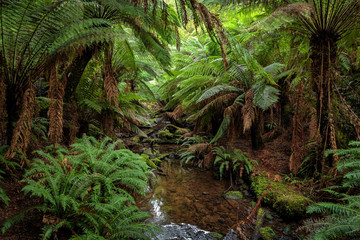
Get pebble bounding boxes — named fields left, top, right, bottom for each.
left=202, top=192, right=209, bottom=195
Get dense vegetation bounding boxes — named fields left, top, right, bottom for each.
left=0, top=0, right=359, bottom=239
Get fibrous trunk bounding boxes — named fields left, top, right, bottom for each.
left=310, top=36, right=337, bottom=173
left=104, top=43, right=119, bottom=108
left=5, top=83, right=36, bottom=163
left=48, top=65, right=66, bottom=145
left=289, top=84, right=305, bottom=175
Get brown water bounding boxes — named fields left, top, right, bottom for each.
left=140, top=159, right=250, bottom=235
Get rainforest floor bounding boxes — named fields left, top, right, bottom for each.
left=0, top=118, right=312, bottom=240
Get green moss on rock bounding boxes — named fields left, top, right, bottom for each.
left=251, top=172, right=312, bottom=219
left=224, top=191, right=243, bottom=199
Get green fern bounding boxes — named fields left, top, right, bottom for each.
left=304, top=141, right=360, bottom=239
left=213, top=146, right=256, bottom=180
left=2, top=136, right=156, bottom=239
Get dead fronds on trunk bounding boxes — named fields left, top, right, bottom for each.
left=203, top=151, right=215, bottom=169
left=242, top=90, right=256, bottom=133
left=5, top=83, right=36, bottom=164
left=188, top=143, right=210, bottom=156
left=104, top=44, right=119, bottom=108
left=48, top=65, right=66, bottom=145
left=166, top=105, right=184, bottom=121
left=66, top=101, right=79, bottom=145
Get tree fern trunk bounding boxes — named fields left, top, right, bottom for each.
left=104, top=43, right=119, bottom=108
left=251, top=113, right=264, bottom=150
left=5, top=83, right=36, bottom=163
left=5, top=83, right=22, bottom=145
left=310, top=36, right=337, bottom=173
left=48, top=65, right=67, bottom=146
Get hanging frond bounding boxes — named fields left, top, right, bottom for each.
left=252, top=80, right=280, bottom=110
left=210, top=114, right=231, bottom=144
left=197, top=84, right=242, bottom=103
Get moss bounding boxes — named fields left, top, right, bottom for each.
left=132, top=137, right=140, bottom=143
left=260, top=227, right=276, bottom=240
left=251, top=172, right=312, bottom=219
left=210, top=232, right=223, bottom=239
left=224, top=191, right=243, bottom=199
left=158, top=129, right=173, bottom=139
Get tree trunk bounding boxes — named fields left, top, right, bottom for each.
left=310, top=36, right=337, bottom=173
left=251, top=112, right=264, bottom=150
left=0, top=75, right=6, bottom=145
left=5, top=83, right=23, bottom=145
left=5, top=83, right=36, bottom=163
left=278, top=76, right=291, bottom=128
left=48, top=65, right=67, bottom=146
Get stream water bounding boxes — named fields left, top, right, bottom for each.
left=136, top=144, right=299, bottom=240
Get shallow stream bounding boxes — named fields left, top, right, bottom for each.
left=136, top=145, right=299, bottom=239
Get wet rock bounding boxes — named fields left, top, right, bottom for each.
left=222, top=230, right=238, bottom=240
left=218, top=218, right=226, bottom=224
left=152, top=223, right=238, bottom=240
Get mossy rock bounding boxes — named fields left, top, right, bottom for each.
left=132, top=137, right=140, bottom=143
left=158, top=129, right=174, bottom=139
left=260, top=227, right=276, bottom=240
left=224, top=191, right=243, bottom=200
left=251, top=172, right=312, bottom=219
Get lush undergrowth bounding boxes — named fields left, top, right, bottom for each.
left=2, top=136, right=158, bottom=239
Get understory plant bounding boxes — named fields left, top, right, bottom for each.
left=0, top=145, right=19, bottom=205
left=2, top=136, right=158, bottom=239
left=303, top=141, right=360, bottom=239
left=213, top=146, right=257, bottom=180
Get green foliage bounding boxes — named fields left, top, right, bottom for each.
left=0, top=145, right=19, bottom=206
left=179, top=150, right=197, bottom=165
left=213, top=146, right=256, bottom=179
left=304, top=141, right=360, bottom=239
left=30, top=117, right=49, bottom=144
left=2, top=136, right=157, bottom=239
